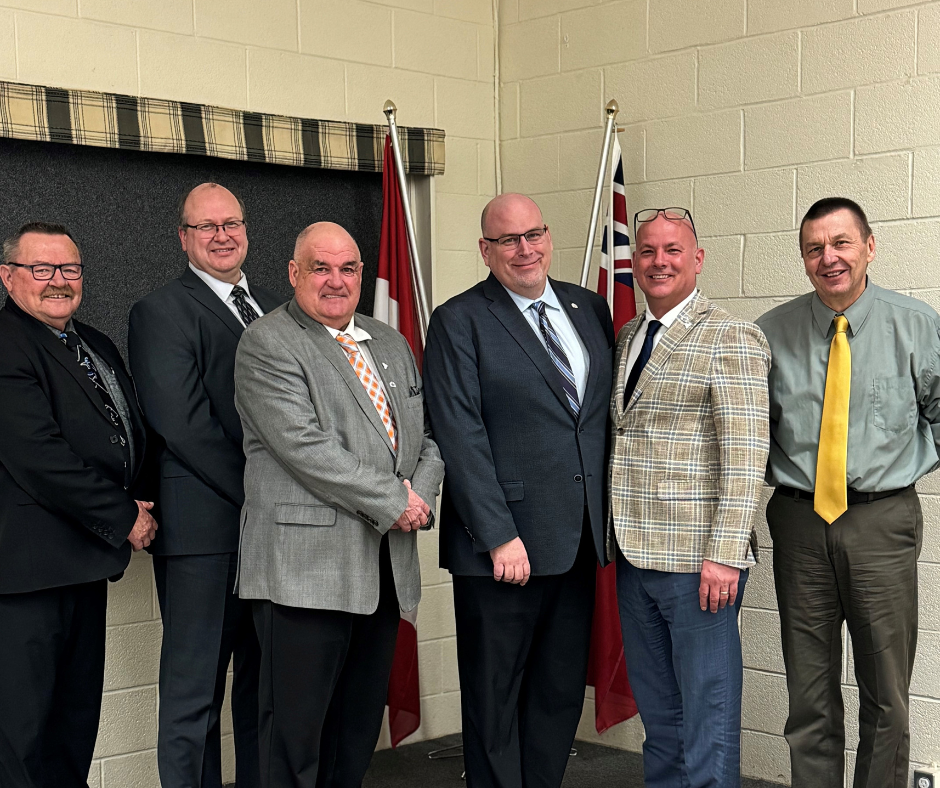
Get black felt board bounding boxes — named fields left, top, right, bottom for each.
left=0, top=136, right=383, bottom=357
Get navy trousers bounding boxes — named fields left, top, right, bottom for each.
left=616, top=553, right=746, bottom=788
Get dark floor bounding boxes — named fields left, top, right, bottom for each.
left=361, top=734, right=786, bottom=788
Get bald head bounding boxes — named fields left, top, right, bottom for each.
left=481, top=193, right=543, bottom=237
left=289, top=221, right=363, bottom=329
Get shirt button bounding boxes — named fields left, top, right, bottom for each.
left=574, top=474, right=583, bottom=482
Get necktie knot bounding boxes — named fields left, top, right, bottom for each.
left=59, top=330, right=82, bottom=351
left=645, top=319, right=663, bottom=340
left=834, top=315, right=848, bottom=334
left=231, top=285, right=260, bottom=326
left=336, top=333, right=358, bottom=356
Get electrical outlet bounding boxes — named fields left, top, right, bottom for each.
left=914, top=765, right=940, bottom=788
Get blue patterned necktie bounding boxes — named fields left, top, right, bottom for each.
left=623, top=319, right=663, bottom=405
left=532, top=301, right=580, bottom=415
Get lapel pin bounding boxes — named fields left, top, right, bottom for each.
left=389, top=381, right=396, bottom=387
left=382, top=362, right=388, bottom=369
left=571, top=303, right=579, bottom=308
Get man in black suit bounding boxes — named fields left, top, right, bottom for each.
left=0, top=222, right=156, bottom=788
left=423, top=193, right=615, bottom=788
left=128, top=184, right=284, bottom=788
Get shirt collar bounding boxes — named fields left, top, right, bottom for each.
left=188, top=262, right=250, bottom=303
left=810, top=277, right=874, bottom=337
left=644, top=288, right=698, bottom=329
left=324, top=314, right=372, bottom=343
left=45, top=318, right=76, bottom=337
left=502, top=279, right=563, bottom=314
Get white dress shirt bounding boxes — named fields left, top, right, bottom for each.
left=624, top=288, right=698, bottom=380
left=188, top=263, right=264, bottom=327
left=503, top=280, right=590, bottom=401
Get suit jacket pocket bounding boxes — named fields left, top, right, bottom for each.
left=656, top=479, right=719, bottom=501
left=275, top=503, right=337, bottom=526
left=499, top=481, right=525, bottom=502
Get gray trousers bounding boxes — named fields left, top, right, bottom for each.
left=767, top=486, right=922, bottom=788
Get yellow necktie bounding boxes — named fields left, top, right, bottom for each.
left=814, top=315, right=850, bottom=524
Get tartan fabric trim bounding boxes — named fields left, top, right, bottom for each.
left=0, top=80, right=445, bottom=176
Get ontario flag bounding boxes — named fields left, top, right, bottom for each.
left=586, top=133, right=639, bottom=733
left=375, top=133, right=423, bottom=747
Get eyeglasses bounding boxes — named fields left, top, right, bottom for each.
left=5, top=262, right=84, bottom=280
left=183, top=220, right=247, bottom=235
left=634, top=208, right=697, bottom=239
left=482, top=226, right=548, bottom=249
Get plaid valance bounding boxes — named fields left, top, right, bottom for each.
left=0, top=80, right=445, bottom=176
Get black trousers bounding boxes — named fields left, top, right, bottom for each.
left=252, top=536, right=401, bottom=788
left=0, top=579, right=107, bottom=788
left=153, top=552, right=261, bottom=788
left=768, top=487, right=922, bottom=788
left=453, top=522, right=597, bottom=788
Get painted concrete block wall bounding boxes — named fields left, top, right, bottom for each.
left=0, top=1, right=496, bottom=784
left=498, top=0, right=940, bottom=784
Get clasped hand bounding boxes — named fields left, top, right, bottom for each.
left=391, top=479, right=429, bottom=532
left=127, top=500, right=158, bottom=551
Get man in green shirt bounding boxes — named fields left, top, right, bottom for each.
left=757, top=197, right=940, bottom=788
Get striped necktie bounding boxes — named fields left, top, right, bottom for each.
left=532, top=301, right=580, bottom=415
left=231, top=285, right=260, bottom=326
left=336, top=333, right=398, bottom=451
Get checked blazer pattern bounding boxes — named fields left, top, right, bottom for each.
left=609, top=292, right=771, bottom=573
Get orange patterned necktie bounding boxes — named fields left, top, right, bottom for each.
left=336, top=333, right=398, bottom=451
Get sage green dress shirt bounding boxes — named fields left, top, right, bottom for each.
left=757, top=280, right=940, bottom=492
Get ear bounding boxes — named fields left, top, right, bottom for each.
left=866, top=233, right=876, bottom=263
left=0, top=264, right=12, bottom=291
left=479, top=238, right=491, bottom=268
left=178, top=227, right=187, bottom=251
left=288, top=259, right=299, bottom=288
left=694, top=247, right=705, bottom=274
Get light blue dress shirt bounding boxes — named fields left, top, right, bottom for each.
left=503, top=280, right=590, bottom=401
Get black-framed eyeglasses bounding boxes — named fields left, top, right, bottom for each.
left=4, top=262, right=84, bottom=281
left=482, top=225, right=548, bottom=249
left=634, top=208, right=696, bottom=239
left=183, top=220, right=247, bottom=235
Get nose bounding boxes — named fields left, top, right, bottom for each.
left=49, top=267, right=69, bottom=285
left=516, top=235, right=536, bottom=255
left=822, top=244, right=838, bottom=265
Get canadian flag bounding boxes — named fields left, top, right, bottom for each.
left=586, top=133, right=639, bottom=733
left=374, top=133, right=423, bottom=747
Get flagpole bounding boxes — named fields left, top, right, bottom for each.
left=383, top=100, right=431, bottom=340
left=579, top=100, right=619, bottom=289
left=606, top=137, right=616, bottom=316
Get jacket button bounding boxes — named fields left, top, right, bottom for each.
left=110, top=435, right=119, bottom=444
left=617, top=428, right=625, bottom=435
left=574, top=474, right=583, bottom=482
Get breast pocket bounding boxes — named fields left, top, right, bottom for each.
left=872, top=376, right=916, bottom=434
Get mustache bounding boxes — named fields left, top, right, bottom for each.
left=40, top=285, right=75, bottom=298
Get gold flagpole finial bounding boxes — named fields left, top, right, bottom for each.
left=383, top=100, right=397, bottom=118
left=605, top=99, right=620, bottom=118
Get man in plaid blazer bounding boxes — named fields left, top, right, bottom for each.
left=610, top=208, right=770, bottom=788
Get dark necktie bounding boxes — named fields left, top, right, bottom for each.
left=60, top=331, right=124, bottom=430
left=623, top=319, right=663, bottom=405
left=231, top=284, right=260, bottom=326
left=532, top=300, right=580, bottom=415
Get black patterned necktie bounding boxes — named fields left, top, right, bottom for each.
left=623, top=319, right=663, bottom=404
left=60, top=331, right=124, bottom=430
left=231, top=285, right=260, bottom=326
left=532, top=301, right=580, bottom=415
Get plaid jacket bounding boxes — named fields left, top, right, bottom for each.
left=609, top=292, right=770, bottom=573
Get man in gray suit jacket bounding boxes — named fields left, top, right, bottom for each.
left=234, top=221, right=444, bottom=788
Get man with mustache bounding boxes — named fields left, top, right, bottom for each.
left=0, top=222, right=156, bottom=787
left=757, top=197, right=940, bottom=788
left=129, top=184, right=284, bottom=788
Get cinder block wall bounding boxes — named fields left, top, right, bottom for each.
left=0, top=1, right=497, bottom=784
left=498, top=0, right=940, bottom=784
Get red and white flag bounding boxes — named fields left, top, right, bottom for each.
left=375, top=133, right=423, bottom=748
left=586, top=133, right=639, bottom=733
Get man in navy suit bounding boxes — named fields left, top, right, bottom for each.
left=424, top=193, right=614, bottom=788
left=0, top=222, right=156, bottom=787
left=129, top=184, right=285, bottom=788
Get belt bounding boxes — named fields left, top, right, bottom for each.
left=776, top=484, right=911, bottom=505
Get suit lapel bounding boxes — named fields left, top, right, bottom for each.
left=288, top=301, right=396, bottom=456
left=180, top=267, right=244, bottom=338
left=613, top=316, right=643, bottom=420
left=39, top=326, right=116, bottom=425
left=624, top=293, right=709, bottom=413
left=363, top=330, right=408, bottom=469
left=483, top=275, right=576, bottom=419
left=554, top=280, right=604, bottom=420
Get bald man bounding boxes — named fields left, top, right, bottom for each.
left=424, top=194, right=615, bottom=787
left=129, top=184, right=285, bottom=788
left=234, top=222, right=444, bottom=788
